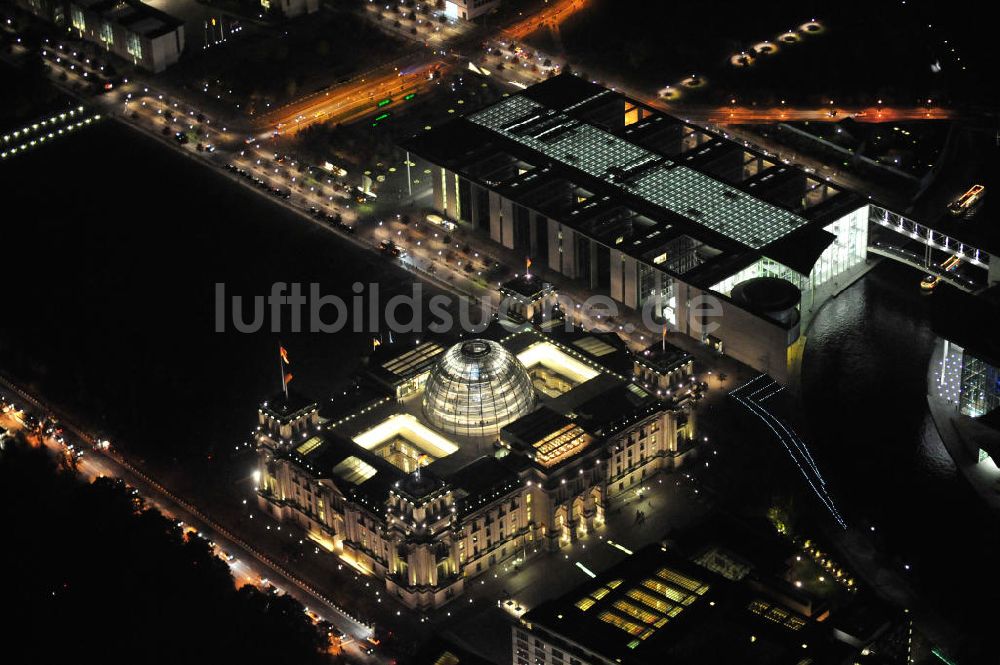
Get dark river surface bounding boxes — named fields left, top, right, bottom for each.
left=0, top=118, right=421, bottom=465
left=800, top=261, right=1000, bottom=650
left=2, top=82, right=996, bottom=657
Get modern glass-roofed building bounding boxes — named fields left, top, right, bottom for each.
left=403, top=74, right=873, bottom=381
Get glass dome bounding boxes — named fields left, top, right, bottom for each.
left=422, top=339, right=535, bottom=438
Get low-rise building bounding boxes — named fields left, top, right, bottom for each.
left=68, top=0, right=185, bottom=72
left=514, top=540, right=867, bottom=665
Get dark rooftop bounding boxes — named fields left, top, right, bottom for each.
left=634, top=341, right=693, bottom=374
left=500, top=273, right=553, bottom=299
left=403, top=75, right=866, bottom=290
left=450, top=457, right=524, bottom=515
left=260, top=390, right=317, bottom=421
left=521, top=544, right=841, bottom=665
left=77, top=0, right=184, bottom=38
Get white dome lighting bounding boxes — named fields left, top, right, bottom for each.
left=422, top=339, right=535, bottom=438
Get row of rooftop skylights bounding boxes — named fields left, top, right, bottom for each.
left=470, top=94, right=809, bottom=249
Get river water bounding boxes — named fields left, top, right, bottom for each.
left=0, top=117, right=421, bottom=466
left=801, top=260, right=999, bottom=648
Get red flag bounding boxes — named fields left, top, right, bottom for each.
left=280, top=346, right=290, bottom=365
left=284, top=372, right=293, bottom=385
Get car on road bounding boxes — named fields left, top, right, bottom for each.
left=379, top=240, right=403, bottom=258
left=174, top=132, right=189, bottom=145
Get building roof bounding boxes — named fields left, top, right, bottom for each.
left=551, top=379, right=663, bottom=437
left=260, top=390, right=317, bottom=421
left=501, top=406, right=596, bottom=470
left=500, top=273, right=553, bottom=299
left=365, top=340, right=446, bottom=390
left=521, top=544, right=836, bottom=665
left=404, top=75, right=865, bottom=289
left=634, top=341, right=693, bottom=375
left=411, top=636, right=496, bottom=665
left=450, top=456, right=524, bottom=515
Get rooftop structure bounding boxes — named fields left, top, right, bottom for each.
left=404, top=74, right=874, bottom=382
left=67, top=0, right=185, bottom=72
left=405, top=74, right=863, bottom=295
left=422, top=339, right=536, bottom=437
left=469, top=93, right=811, bottom=251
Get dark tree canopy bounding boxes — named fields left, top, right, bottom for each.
left=0, top=437, right=332, bottom=664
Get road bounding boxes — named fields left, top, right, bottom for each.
left=502, top=0, right=589, bottom=41
left=652, top=102, right=955, bottom=125
left=256, top=59, right=444, bottom=136
left=0, top=376, right=383, bottom=664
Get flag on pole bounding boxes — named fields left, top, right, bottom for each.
left=526, top=257, right=532, bottom=274
left=373, top=337, right=382, bottom=350
left=279, top=344, right=291, bottom=399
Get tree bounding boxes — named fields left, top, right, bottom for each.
left=0, top=437, right=331, bottom=663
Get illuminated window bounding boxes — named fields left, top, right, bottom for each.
left=99, top=22, right=114, bottom=46
left=70, top=6, right=85, bottom=31
left=126, top=32, right=142, bottom=60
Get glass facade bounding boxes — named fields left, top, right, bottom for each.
left=811, top=205, right=869, bottom=287
left=710, top=205, right=869, bottom=312
left=422, top=340, right=535, bottom=438
left=960, top=352, right=1000, bottom=418
left=126, top=32, right=143, bottom=61
left=99, top=21, right=114, bottom=47
left=638, top=263, right=675, bottom=323
left=70, top=6, right=85, bottom=31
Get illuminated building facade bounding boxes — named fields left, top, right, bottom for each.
left=255, top=326, right=698, bottom=609
left=444, top=0, right=500, bottom=21
left=66, top=0, right=185, bottom=72
left=404, top=75, right=873, bottom=383
left=932, top=289, right=1000, bottom=420
left=258, top=0, right=318, bottom=18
